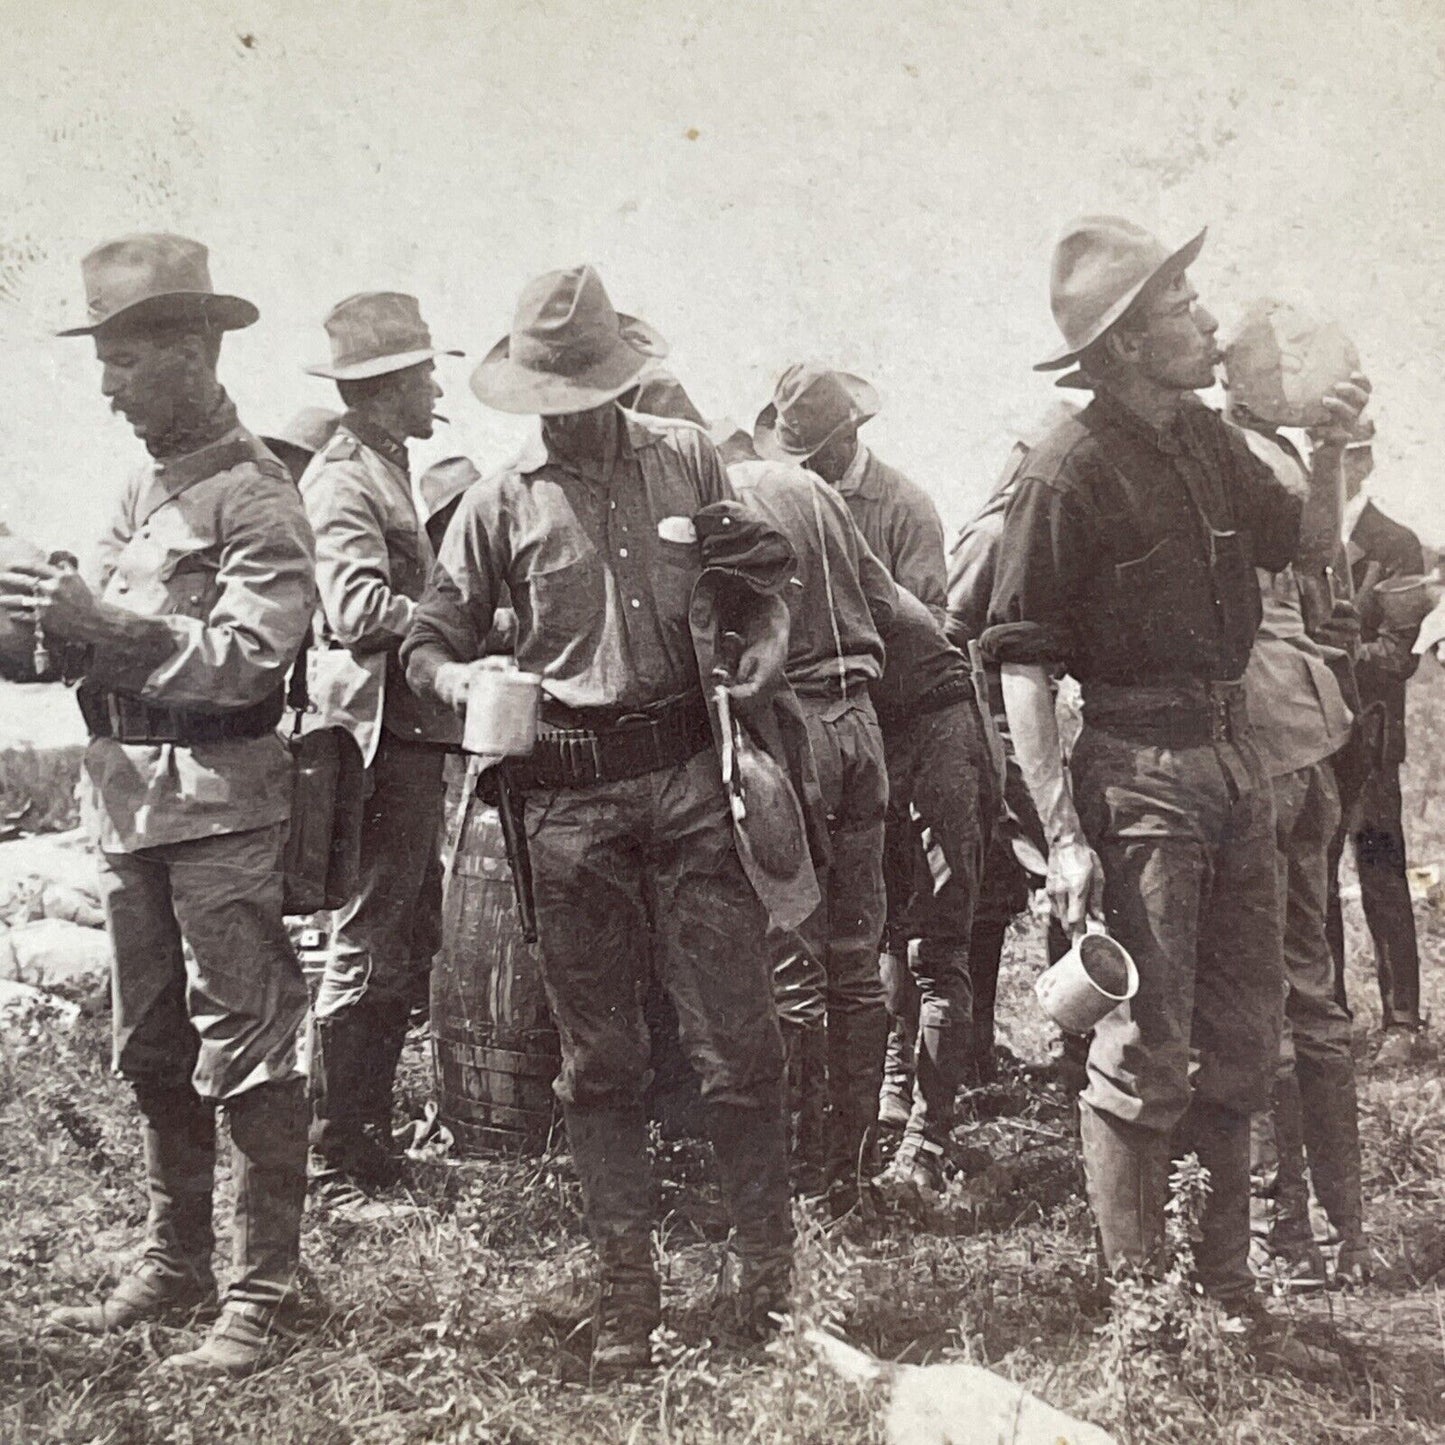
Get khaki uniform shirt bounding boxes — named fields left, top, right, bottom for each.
left=727, top=459, right=893, bottom=699
left=299, top=414, right=460, bottom=762
left=80, top=417, right=316, bottom=852
left=405, top=412, right=729, bottom=712
left=835, top=445, right=948, bottom=621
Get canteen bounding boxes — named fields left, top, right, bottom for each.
left=463, top=664, right=542, bottom=757
left=1221, top=299, right=1359, bottom=429
left=1035, top=920, right=1138, bottom=1035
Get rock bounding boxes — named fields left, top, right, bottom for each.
left=4, top=917, right=112, bottom=991
left=0, top=829, right=102, bottom=926
left=38, top=880, right=105, bottom=928
left=807, top=1327, right=1119, bottom=1445
left=0, top=976, right=80, bottom=1031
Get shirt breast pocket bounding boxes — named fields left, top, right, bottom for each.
left=524, top=540, right=605, bottom=661
left=1112, top=534, right=1196, bottom=656
left=654, top=537, right=700, bottom=621
left=159, top=544, right=221, bottom=620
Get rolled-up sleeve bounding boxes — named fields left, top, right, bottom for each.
left=981, top=476, right=1085, bottom=669
left=306, top=459, right=415, bottom=651
left=91, top=468, right=316, bottom=709
left=402, top=490, right=502, bottom=670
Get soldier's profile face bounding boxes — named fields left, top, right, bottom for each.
left=807, top=425, right=859, bottom=484
left=1133, top=271, right=1221, bottom=393
left=93, top=331, right=197, bottom=445
left=394, top=359, right=442, bottom=441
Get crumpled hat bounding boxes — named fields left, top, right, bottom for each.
left=1035, top=216, right=1206, bottom=374
left=58, top=233, right=258, bottom=338
left=306, top=292, right=461, bottom=381
left=472, top=265, right=668, bottom=416
left=753, top=363, right=879, bottom=463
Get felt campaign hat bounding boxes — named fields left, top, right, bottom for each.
left=753, top=363, right=879, bottom=463
left=306, top=292, right=461, bottom=381
left=471, top=265, right=668, bottom=416
left=1035, top=216, right=1206, bottom=373
left=57, top=233, right=258, bottom=337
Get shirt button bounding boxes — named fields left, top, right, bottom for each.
left=630, top=598, right=641, bottom=609
left=619, top=547, right=628, bottom=558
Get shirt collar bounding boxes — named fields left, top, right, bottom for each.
left=835, top=442, right=873, bottom=497
left=1089, top=388, right=1192, bottom=457
left=517, top=409, right=647, bottom=481
left=341, top=410, right=410, bottom=476
left=1342, top=489, right=1369, bottom=543
left=151, top=423, right=252, bottom=492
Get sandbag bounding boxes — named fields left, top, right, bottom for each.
left=4, top=918, right=112, bottom=991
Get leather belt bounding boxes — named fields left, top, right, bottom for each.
left=1081, top=679, right=1251, bottom=746
left=508, top=691, right=713, bottom=791
left=78, top=682, right=285, bottom=746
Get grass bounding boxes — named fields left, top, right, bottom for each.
left=2, top=666, right=1445, bottom=1441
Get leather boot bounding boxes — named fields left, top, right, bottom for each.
left=563, top=1103, right=659, bottom=1374
left=310, top=1006, right=403, bottom=1192
left=826, top=1005, right=890, bottom=1216
left=1079, top=1101, right=1170, bottom=1278
left=592, top=1236, right=660, bottom=1378
left=783, top=1021, right=828, bottom=1196
left=48, top=1080, right=218, bottom=1335
left=1254, top=1074, right=1325, bottom=1285
left=362, top=996, right=412, bottom=1139
left=1181, top=1100, right=1256, bottom=1308
left=1296, top=1049, right=1367, bottom=1283
left=708, top=1091, right=794, bottom=1339
left=165, top=1078, right=308, bottom=1378
left=966, top=919, right=1007, bottom=1086
left=877, top=1015, right=914, bottom=1129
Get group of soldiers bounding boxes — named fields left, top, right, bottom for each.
left=0, top=215, right=1420, bottom=1381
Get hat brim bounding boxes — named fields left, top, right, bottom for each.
left=1034, top=226, right=1207, bottom=372
left=304, top=347, right=463, bottom=382
left=751, top=373, right=880, bottom=463
left=57, top=291, right=259, bottom=338
left=469, top=313, right=668, bottom=416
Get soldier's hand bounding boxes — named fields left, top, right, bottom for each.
left=0, top=562, right=102, bottom=642
left=433, top=661, right=481, bottom=714
left=727, top=618, right=788, bottom=715
left=1308, top=373, right=1372, bottom=449
left=1314, top=597, right=1362, bottom=654
left=1046, top=836, right=1104, bottom=938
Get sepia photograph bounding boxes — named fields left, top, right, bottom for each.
left=1, top=1, right=1443, bottom=1439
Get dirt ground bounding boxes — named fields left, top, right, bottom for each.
left=3, top=668, right=1445, bottom=1443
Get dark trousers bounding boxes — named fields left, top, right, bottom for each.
left=1326, top=762, right=1421, bottom=1026
left=881, top=700, right=995, bottom=1147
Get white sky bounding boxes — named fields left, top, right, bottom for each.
left=1, top=0, right=1441, bottom=554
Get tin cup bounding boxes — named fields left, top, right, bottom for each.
left=1035, top=920, right=1138, bottom=1035
left=463, top=666, right=542, bottom=757
left=1375, top=575, right=1439, bottom=630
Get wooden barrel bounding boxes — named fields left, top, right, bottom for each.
left=432, top=793, right=561, bottom=1155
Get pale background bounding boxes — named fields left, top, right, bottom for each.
left=1, top=0, right=1441, bottom=562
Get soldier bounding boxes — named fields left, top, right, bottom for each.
left=754, top=363, right=947, bottom=617
left=1232, top=421, right=1366, bottom=1287
left=628, top=370, right=896, bottom=1204
left=298, top=293, right=463, bottom=1199
left=403, top=267, right=794, bottom=1375
left=0, top=235, right=315, bottom=1376
left=1328, top=424, right=1429, bottom=1063
left=984, top=217, right=1366, bottom=1338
